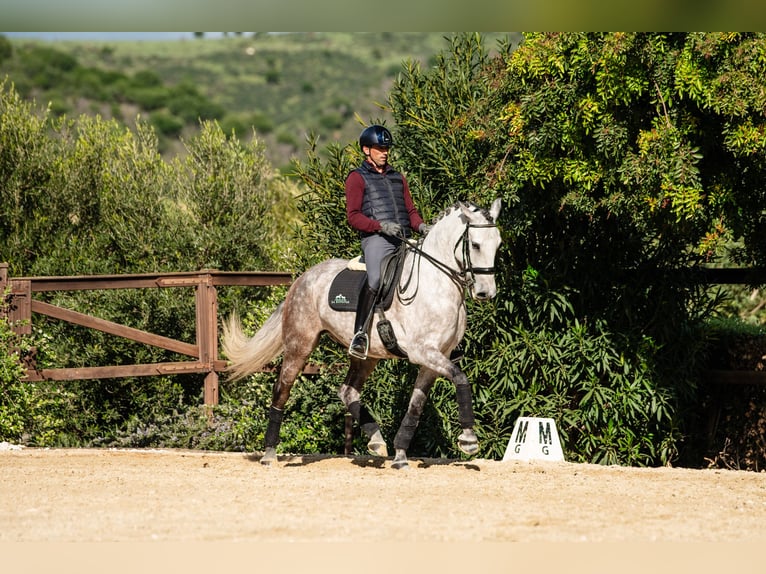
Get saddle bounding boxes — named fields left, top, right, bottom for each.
left=327, top=246, right=406, bottom=313
left=328, top=244, right=409, bottom=357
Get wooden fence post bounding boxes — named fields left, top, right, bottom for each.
left=196, top=272, right=219, bottom=407
left=1, top=263, right=32, bottom=335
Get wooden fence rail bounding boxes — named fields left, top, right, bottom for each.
left=5, top=263, right=766, bottom=406
left=0, top=262, right=296, bottom=406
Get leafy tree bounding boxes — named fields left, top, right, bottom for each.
left=388, top=32, right=766, bottom=465
left=170, top=120, right=299, bottom=270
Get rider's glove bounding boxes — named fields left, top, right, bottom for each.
left=380, top=221, right=403, bottom=237
left=418, top=223, right=432, bottom=235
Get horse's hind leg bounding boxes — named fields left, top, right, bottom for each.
left=391, top=366, right=438, bottom=470
left=337, top=357, right=386, bottom=457
left=261, top=366, right=298, bottom=465
left=261, top=337, right=318, bottom=465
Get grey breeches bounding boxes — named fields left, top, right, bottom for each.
left=360, top=233, right=400, bottom=290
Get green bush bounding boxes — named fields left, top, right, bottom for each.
left=0, top=35, right=12, bottom=64
left=463, top=267, right=677, bottom=464
left=167, top=82, right=224, bottom=123
left=126, top=86, right=168, bottom=110
left=249, top=112, right=274, bottom=135
left=0, top=292, right=70, bottom=445
left=0, top=310, right=34, bottom=441
left=150, top=110, right=184, bottom=137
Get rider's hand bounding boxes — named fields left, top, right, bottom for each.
left=380, top=221, right=403, bottom=237
left=418, top=223, right=432, bottom=235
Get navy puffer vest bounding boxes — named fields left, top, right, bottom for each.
left=356, top=163, right=412, bottom=237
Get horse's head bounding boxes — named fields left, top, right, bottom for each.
left=457, top=198, right=502, bottom=301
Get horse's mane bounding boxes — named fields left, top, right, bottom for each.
left=431, top=201, right=496, bottom=225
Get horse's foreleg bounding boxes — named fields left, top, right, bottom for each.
left=338, top=358, right=385, bottom=456
left=453, top=369, right=478, bottom=456
left=408, top=347, right=480, bottom=460
left=392, top=367, right=437, bottom=470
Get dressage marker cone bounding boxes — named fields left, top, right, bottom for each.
left=502, top=417, right=565, bottom=462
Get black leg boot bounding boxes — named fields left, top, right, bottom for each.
left=348, top=285, right=377, bottom=359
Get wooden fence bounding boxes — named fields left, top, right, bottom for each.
left=4, top=263, right=766, bottom=405
left=0, top=262, right=298, bottom=406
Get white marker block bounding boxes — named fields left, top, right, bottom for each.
left=502, top=417, right=565, bottom=462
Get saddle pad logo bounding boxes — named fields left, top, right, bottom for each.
left=333, top=293, right=350, bottom=305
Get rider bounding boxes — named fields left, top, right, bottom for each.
left=345, top=124, right=429, bottom=359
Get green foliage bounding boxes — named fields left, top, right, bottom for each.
left=391, top=33, right=499, bottom=205
left=463, top=268, right=677, bottom=465
left=0, top=79, right=301, bottom=448
left=150, top=111, right=184, bottom=137
left=0, top=40, right=227, bottom=156
left=0, top=306, right=35, bottom=441
left=291, top=136, right=360, bottom=265
left=167, top=82, right=225, bottom=123
left=0, top=79, right=296, bottom=276
left=1, top=33, right=509, bottom=170
left=0, top=293, right=70, bottom=445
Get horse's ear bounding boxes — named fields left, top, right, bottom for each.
left=490, top=198, right=502, bottom=221
left=458, top=201, right=473, bottom=220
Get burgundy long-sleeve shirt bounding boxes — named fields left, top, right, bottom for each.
left=344, top=162, right=425, bottom=234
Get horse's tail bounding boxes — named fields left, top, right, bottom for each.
left=221, top=302, right=284, bottom=381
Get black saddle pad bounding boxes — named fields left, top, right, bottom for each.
left=328, top=251, right=404, bottom=312
left=328, top=268, right=367, bottom=311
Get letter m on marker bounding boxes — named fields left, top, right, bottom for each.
left=514, top=420, right=529, bottom=444
left=538, top=421, right=552, bottom=445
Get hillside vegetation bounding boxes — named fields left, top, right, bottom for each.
left=0, top=32, right=516, bottom=170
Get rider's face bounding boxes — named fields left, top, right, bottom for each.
left=365, top=145, right=390, bottom=170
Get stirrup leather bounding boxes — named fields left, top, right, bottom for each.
left=348, top=330, right=369, bottom=359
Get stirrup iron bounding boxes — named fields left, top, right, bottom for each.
left=348, top=331, right=369, bottom=360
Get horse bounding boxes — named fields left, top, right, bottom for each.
left=221, top=198, right=502, bottom=469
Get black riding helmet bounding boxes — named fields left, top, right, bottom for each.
left=359, top=125, right=393, bottom=150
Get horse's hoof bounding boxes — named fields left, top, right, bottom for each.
left=458, top=432, right=479, bottom=456
left=367, top=440, right=388, bottom=457
left=365, top=428, right=388, bottom=457
left=391, top=459, right=410, bottom=470
left=260, top=447, right=277, bottom=465
left=391, top=449, right=409, bottom=470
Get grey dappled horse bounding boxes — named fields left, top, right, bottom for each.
left=222, top=199, right=502, bottom=469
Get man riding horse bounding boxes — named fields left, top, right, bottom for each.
left=222, top=122, right=502, bottom=469
left=344, top=125, right=430, bottom=359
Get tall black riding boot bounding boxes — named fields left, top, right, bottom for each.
left=348, top=285, right=377, bottom=359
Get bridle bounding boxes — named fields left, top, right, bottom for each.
left=456, top=222, right=498, bottom=285
left=401, top=220, right=498, bottom=295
